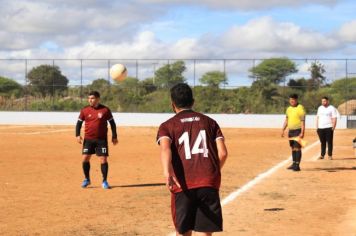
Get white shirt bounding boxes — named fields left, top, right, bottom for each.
left=317, top=105, right=337, bottom=129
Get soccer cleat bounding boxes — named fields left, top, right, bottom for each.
left=318, top=156, right=324, bottom=160
left=81, top=179, right=91, bottom=188
left=293, top=165, right=301, bottom=171
left=102, top=180, right=111, bottom=189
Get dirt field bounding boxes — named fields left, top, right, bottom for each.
left=0, top=125, right=355, bottom=235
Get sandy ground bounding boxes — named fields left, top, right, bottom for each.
left=0, top=126, right=355, bottom=235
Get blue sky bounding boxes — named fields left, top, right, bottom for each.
left=0, top=0, right=355, bottom=85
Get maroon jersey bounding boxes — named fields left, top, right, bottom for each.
left=157, top=110, right=224, bottom=193
left=78, top=104, right=114, bottom=140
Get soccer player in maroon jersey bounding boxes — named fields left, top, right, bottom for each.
left=76, top=91, right=118, bottom=189
left=157, top=83, right=228, bottom=236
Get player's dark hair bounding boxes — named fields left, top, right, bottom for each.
left=322, top=96, right=329, bottom=100
left=170, top=83, right=194, bottom=109
left=89, top=91, right=100, bottom=98
left=289, top=93, right=298, bottom=99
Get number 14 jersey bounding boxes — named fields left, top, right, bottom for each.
left=157, top=110, right=224, bottom=193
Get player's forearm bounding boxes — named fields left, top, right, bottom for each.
left=301, top=121, right=305, bottom=136
left=75, top=120, right=83, bottom=137
left=219, top=153, right=228, bottom=170
left=160, top=149, right=172, bottom=177
left=109, top=119, right=117, bottom=139
left=282, top=120, right=288, bottom=131
left=332, top=118, right=337, bottom=130
left=217, top=139, right=228, bottom=169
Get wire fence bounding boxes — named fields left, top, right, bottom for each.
left=0, top=58, right=355, bottom=118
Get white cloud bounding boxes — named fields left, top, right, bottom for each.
left=221, top=17, right=340, bottom=54
left=0, top=1, right=162, bottom=50
left=138, top=0, right=339, bottom=10
left=338, top=20, right=356, bottom=42
left=0, top=16, right=347, bottom=60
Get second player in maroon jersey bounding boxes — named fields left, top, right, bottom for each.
left=76, top=91, right=118, bottom=189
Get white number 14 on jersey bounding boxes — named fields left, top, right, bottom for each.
left=178, top=130, right=208, bottom=159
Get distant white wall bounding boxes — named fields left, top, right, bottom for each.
left=0, top=112, right=348, bottom=129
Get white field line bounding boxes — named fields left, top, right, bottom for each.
left=311, top=154, right=322, bottom=161
left=0, top=125, right=41, bottom=130
left=167, top=140, right=320, bottom=236
left=221, top=140, right=319, bottom=206
left=0, top=125, right=72, bottom=130
left=2, top=129, right=73, bottom=135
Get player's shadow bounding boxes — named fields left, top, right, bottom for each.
left=111, top=183, right=165, bottom=188
left=307, top=167, right=356, bottom=172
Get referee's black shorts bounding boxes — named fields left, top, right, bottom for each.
left=171, top=187, right=223, bottom=234
left=288, top=129, right=302, bottom=148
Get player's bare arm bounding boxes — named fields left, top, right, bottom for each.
left=332, top=117, right=337, bottom=131
left=159, top=138, right=181, bottom=191
left=281, top=117, right=288, bottom=137
left=300, top=119, right=305, bottom=138
left=216, top=139, right=228, bottom=170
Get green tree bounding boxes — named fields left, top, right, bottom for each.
left=287, top=78, right=308, bottom=91
left=250, top=58, right=298, bottom=84
left=0, top=76, right=23, bottom=97
left=27, top=65, right=68, bottom=96
left=154, top=60, right=186, bottom=88
left=248, top=58, right=298, bottom=112
left=140, top=78, right=157, bottom=94
left=199, top=71, right=227, bottom=88
left=328, top=77, right=356, bottom=105
left=113, top=77, right=144, bottom=112
left=308, top=61, right=326, bottom=89
left=88, top=78, right=110, bottom=92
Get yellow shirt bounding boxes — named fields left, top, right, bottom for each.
left=286, top=104, right=306, bottom=130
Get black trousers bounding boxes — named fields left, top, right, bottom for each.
left=317, top=128, right=334, bottom=157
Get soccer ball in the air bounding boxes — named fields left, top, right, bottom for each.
left=110, top=64, right=127, bottom=82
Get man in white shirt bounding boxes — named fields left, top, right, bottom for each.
left=316, top=96, right=337, bottom=160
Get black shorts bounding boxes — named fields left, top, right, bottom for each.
left=288, top=129, right=301, bottom=148
left=171, top=187, right=223, bottom=234
left=82, top=139, right=109, bottom=156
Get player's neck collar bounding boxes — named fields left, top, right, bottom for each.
left=91, top=103, right=101, bottom=109
left=176, top=108, right=193, bottom=114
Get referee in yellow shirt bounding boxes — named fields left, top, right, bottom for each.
left=281, top=94, right=306, bottom=171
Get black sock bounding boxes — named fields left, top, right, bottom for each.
left=82, top=162, right=90, bottom=180
left=292, top=151, right=297, bottom=163
left=295, top=151, right=302, bottom=165
left=101, top=163, right=109, bottom=182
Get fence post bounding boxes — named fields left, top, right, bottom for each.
left=80, top=59, right=83, bottom=102
left=52, top=59, right=55, bottom=110
left=108, top=59, right=111, bottom=92
left=345, top=59, right=348, bottom=116
left=223, top=59, right=226, bottom=89
left=25, top=59, right=28, bottom=111
left=193, top=59, right=196, bottom=87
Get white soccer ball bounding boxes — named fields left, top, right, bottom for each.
left=110, top=64, right=127, bottom=82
